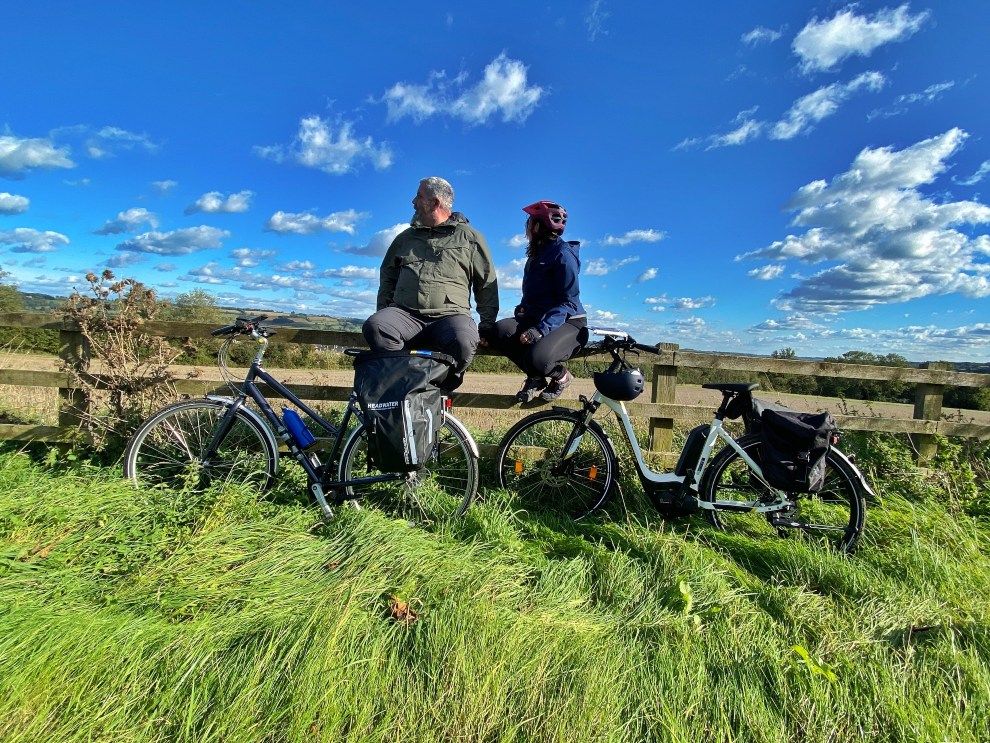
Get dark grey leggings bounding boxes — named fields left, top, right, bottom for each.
left=494, top=317, right=588, bottom=379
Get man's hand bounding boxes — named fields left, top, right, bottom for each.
left=478, top=322, right=496, bottom=348
left=519, top=328, right=542, bottom=345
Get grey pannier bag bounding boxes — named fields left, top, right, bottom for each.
left=352, top=350, right=454, bottom=473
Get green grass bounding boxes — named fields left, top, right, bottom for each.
left=0, top=434, right=988, bottom=742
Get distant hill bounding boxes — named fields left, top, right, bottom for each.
left=13, top=290, right=364, bottom=334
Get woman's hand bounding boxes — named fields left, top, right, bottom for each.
left=519, top=328, right=542, bottom=345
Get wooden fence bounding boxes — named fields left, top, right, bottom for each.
left=1, top=313, right=989, bottom=463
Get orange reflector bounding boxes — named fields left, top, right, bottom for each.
left=514, top=460, right=523, bottom=474
left=589, top=465, right=598, bottom=480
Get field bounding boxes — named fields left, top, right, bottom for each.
left=1, top=409, right=989, bottom=740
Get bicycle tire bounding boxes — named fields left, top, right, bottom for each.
left=699, top=434, right=865, bottom=554
left=337, top=414, right=478, bottom=522
left=124, top=399, right=278, bottom=493
left=495, top=410, right=617, bottom=520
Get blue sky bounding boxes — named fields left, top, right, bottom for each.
left=1, top=1, right=988, bottom=360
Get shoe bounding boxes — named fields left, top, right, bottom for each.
left=515, top=376, right=547, bottom=403
left=540, top=369, right=572, bottom=401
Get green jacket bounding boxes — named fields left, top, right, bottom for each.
left=376, top=212, right=499, bottom=326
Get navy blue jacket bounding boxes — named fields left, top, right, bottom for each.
left=519, top=236, right=586, bottom=336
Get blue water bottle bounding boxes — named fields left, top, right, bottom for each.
left=282, top=408, right=316, bottom=449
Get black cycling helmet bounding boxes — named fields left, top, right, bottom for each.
left=593, top=367, right=645, bottom=401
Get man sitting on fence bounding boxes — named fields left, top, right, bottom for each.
left=363, top=176, right=498, bottom=391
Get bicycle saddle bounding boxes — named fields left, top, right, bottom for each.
left=702, top=383, right=759, bottom=394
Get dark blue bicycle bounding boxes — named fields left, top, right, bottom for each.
left=123, top=316, right=479, bottom=522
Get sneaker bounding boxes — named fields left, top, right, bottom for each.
left=515, top=376, right=547, bottom=403
left=540, top=369, right=572, bottom=401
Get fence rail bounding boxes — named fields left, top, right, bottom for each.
left=2, top=313, right=988, bottom=462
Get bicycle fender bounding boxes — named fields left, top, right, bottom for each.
left=830, top=446, right=877, bottom=499
left=205, top=395, right=280, bottom=456
left=443, top=414, right=480, bottom=459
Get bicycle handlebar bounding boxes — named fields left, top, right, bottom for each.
left=210, top=315, right=273, bottom=338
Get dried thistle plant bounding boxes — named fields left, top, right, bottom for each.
left=60, top=270, right=180, bottom=447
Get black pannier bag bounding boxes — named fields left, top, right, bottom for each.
left=759, top=408, right=837, bottom=492
left=352, top=350, right=454, bottom=473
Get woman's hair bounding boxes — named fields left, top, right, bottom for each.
left=525, top=217, right=555, bottom=258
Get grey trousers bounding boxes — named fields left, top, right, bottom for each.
left=362, top=306, right=480, bottom=391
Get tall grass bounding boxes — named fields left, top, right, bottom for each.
left=0, top=434, right=988, bottom=742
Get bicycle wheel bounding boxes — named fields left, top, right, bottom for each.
left=699, top=434, right=865, bottom=553
left=338, top=414, right=478, bottom=522
left=496, top=410, right=617, bottom=520
left=124, top=399, right=277, bottom=492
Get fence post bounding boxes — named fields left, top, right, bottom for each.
left=912, top=361, right=951, bottom=464
left=648, top=343, right=679, bottom=454
left=58, top=328, right=89, bottom=430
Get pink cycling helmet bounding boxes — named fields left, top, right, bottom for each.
left=522, top=200, right=567, bottom=235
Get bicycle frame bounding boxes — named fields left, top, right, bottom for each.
left=565, top=391, right=788, bottom=513
left=203, top=339, right=404, bottom=517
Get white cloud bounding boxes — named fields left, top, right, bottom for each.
left=669, top=316, right=707, bottom=332
left=749, top=263, right=785, bottom=280
left=644, top=294, right=715, bottom=310
left=182, top=261, right=377, bottom=305
left=771, top=71, right=886, bottom=140
left=507, top=233, right=528, bottom=248
left=742, top=26, right=782, bottom=45
left=6, top=272, right=84, bottom=294
left=792, top=4, right=929, bottom=73
left=589, top=309, right=621, bottom=323
left=265, top=209, right=367, bottom=235
left=93, top=207, right=158, bottom=235
left=601, top=228, right=665, bottom=246
left=230, top=248, right=276, bottom=267
left=86, top=126, right=159, bottom=159
left=151, top=179, right=178, bottom=195
left=185, top=190, right=253, bottom=214
left=0, top=134, right=74, bottom=177
left=584, top=255, right=640, bottom=276
left=671, top=295, right=714, bottom=310
left=496, top=257, right=527, bottom=290
left=954, top=160, right=990, bottom=187
left=321, top=265, right=378, bottom=280
left=708, top=117, right=764, bottom=149
left=738, top=128, right=990, bottom=313
left=0, top=192, right=30, bottom=214
left=255, top=115, right=393, bottom=175
left=281, top=260, right=315, bottom=272
left=116, top=225, right=229, bottom=256
left=693, top=74, right=886, bottom=148
left=868, top=80, right=955, bottom=120
left=105, top=251, right=145, bottom=268
left=0, top=227, right=70, bottom=253
left=585, top=0, right=609, bottom=41
left=154, top=263, right=176, bottom=272
left=343, top=222, right=408, bottom=256
left=384, top=53, right=544, bottom=125
left=636, top=268, right=658, bottom=283
left=750, top=314, right=826, bottom=333
left=673, top=136, right=703, bottom=151
left=750, top=319, right=990, bottom=357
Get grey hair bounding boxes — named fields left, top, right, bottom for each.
left=420, top=176, right=454, bottom=211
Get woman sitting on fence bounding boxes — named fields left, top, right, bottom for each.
left=491, top=200, right=588, bottom=403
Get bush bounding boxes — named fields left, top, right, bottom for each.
left=60, top=270, right=180, bottom=448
